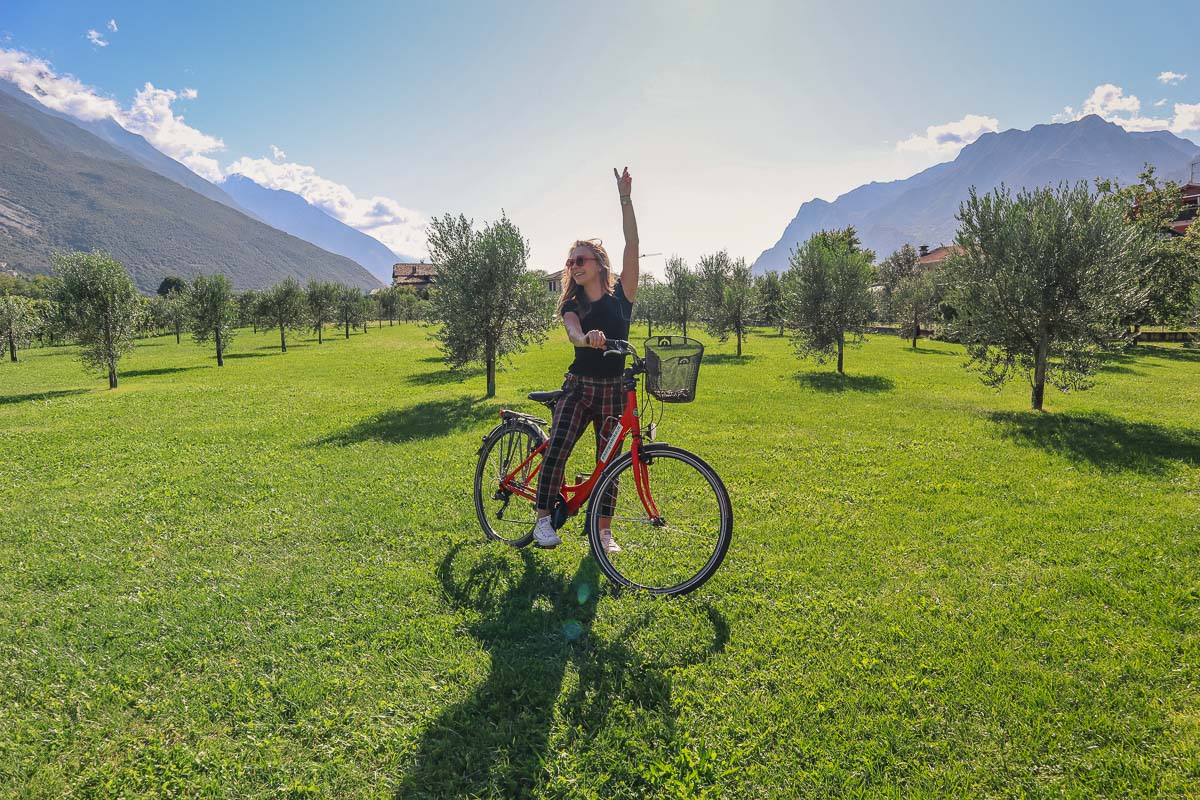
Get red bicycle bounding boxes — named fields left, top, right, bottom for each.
left=473, top=337, right=732, bottom=596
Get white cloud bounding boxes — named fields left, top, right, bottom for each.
left=1054, top=83, right=1199, bottom=134
left=86, top=30, right=108, bottom=47
left=1158, top=71, right=1187, bottom=85
left=120, top=83, right=225, bottom=181
left=107, top=19, right=118, bottom=33
left=180, top=87, right=198, bottom=100
left=270, top=144, right=286, bottom=161
left=1172, top=103, right=1200, bottom=133
left=0, top=48, right=120, bottom=120
left=226, top=156, right=428, bottom=257
left=896, top=114, right=1000, bottom=157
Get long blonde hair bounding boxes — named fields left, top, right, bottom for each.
left=556, top=238, right=615, bottom=318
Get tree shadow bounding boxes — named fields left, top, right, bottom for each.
left=407, top=366, right=487, bottom=387
left=905, top=345, right=960, bottom=357
left=704, top=354, right=757, bottom=365
left=314, top=397, right=498, bottom=446
left=794, top=372, right=894, bottom=393
left=0, top=388, right=90, bottom=406
left=121, top=366, right=204, bottom=378
left=1133, top=344, right=1200, bottom=363
left=394, top=543, right=728, bottom=798
left=222, top=352, right=272, bottom=360
left=986, top=411, right=1200, bottom=473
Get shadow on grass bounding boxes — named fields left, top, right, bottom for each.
left=0, top=388, right=90, bottom=406
left=904, top=345, right=960, bottom=357
left=407, top=366, right=487, bottom=386
left=121, top=366, right=204, bottom=378
left=705, top=353, right=757, bottom=365
left=794, top=371, right=894, bottom=393
left=1131, top=344, right=1200, bottom=363
left=315, top=397, right=498, bottom=446
left=987, top=411, right=1200, bottom=473
left=394, top=543, right=728, bottom=798
left=222, top=352, right=273, bottom=360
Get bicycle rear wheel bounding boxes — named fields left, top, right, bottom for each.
left=586, top=444, right=732, bottom=596
left=474, top=422, right=545, bottom=547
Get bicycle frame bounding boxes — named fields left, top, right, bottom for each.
left=497, top=374, right=662, bottom=522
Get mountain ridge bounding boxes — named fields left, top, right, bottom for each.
left=0, top=87, right=382, bottom=292
left=753, top=115, right=1200, bottom=271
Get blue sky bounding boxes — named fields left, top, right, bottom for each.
left=2, top=0, right=1197, bottom=272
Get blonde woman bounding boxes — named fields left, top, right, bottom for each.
left=531, top=167, right=640, bottom=551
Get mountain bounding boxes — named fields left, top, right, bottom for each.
left=219, top=174, right=402, bottom=284
left=754, top=115, right=1200, bottom=272
left=0, top=79, right=258, bottom=219
left=0, top=86, right=381, bottom=292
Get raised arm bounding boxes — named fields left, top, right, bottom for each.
left=614, top=166, right=639, bottom=301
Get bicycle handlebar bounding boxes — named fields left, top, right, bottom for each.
left=602, top=339, right=636, bottom=358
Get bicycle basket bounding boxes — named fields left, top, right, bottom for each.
left=643, top=336, right=704, bottom=402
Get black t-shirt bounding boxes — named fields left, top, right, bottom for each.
left=562, top=280, right=634, bottom=377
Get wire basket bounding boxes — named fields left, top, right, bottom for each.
left=643, top=336, right=704, bottom=402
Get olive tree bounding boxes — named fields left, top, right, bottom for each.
left=632, top=275, right=670, bottom=337
left=187, top=273, right=237, bottom=366
left=0, top=294, right=40, bottom=362
left=378, top=286, right=400, bottom=326
left=53, top=250, right=142, bottom=389
left=664, top=255, right=698, bottom=338
left=259, top=277, right=306, bottom=353
left=784, top=229, right=874, bottom=373
left=427, top=211, right=554, bottom=397
left=336, top=285, right=364, bottom=338
left=945, top=182, right=1148, bottom=411
left=893, top=270, right=940, bottom=348
left=875, top=244, right=920, bottom=320
left=755, top=271, right=785, bottom=335
left=305, top=279, right=338, bottom=344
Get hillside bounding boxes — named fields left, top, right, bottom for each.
left=754, top=115, right=1200, bottom=271
left=220, top=174, right=401, bottom=285
left=0, top=88, right=381, bottom=292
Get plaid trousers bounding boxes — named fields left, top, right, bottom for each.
left=536, top=373, right=626, bottom=516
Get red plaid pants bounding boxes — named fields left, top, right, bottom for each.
left=535, top=373, right=626, bottom=515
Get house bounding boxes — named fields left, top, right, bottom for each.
left=392, top=262, right=437, bottom=294
left=529, top=269, right=564, bottom=295
left=1168, top=179, right=1198, bottom=237
left=916, top=245, right=963, bottom=269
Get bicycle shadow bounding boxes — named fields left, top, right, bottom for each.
left=394, top=543, right=728, bottom=798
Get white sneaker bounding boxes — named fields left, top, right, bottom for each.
left=599, top=529, right=622, bottom=554
left=532, top=516, right=561, bottom=549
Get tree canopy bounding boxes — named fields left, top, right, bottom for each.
left=426, top=212, right=553, bottom=397
left=784, top=228, right=875, bottom=373
left=945, top=182, right=1148, bottom=410
left=187, top=274, right=237, bottom=366
left=53, top=250, right=142, bottom=389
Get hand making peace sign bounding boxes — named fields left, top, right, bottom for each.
left=614, top=166, right=632, bottom=197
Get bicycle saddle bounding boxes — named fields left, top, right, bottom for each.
left=527, top=390, right=564, bottom=405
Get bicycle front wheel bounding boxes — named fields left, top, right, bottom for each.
left=474, top=422, right=545, bottom=547
left=586, top=444, right=732, bottom=596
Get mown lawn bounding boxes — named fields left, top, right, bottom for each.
left=2, top=323, right=1199, bottom=798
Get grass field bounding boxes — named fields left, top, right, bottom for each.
left=2, top=323, right=1199, bottom=798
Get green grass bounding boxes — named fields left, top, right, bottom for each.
left=2, top=324, right=1199, bottom=798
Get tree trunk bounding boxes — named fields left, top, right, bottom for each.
left=736, top=328, right=743, bottom=357
left=836, top=331, right=844, bottom=374
left=486, top=341, right=497, bottom=398
left=215, top=328, right=224, bottom=367
left=378, top=318, right=381, bottom=329
left=389, top=316, right=394, bottom=326
left=647, top=319, right=652, bottom=337
left=280, top=322, right=287, bottom=353
left=108, top=362, right=117, bottom=389
left=7, top=327, right=16, bottom=362
left=105, top=316, right=118, bottom=388
left=1031, top=330, right=1049, bottom=411
left=345, top=321, right=350, bottom=338
left=912, top=308, right=919, bottom=349
left=175, top=321, right=181, bottom=344
left=317, top=324, right=323, bottom=344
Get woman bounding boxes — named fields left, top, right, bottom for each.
left=532, top=166, right=640, bottom=552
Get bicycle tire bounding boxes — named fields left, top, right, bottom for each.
left=474, top=421, right=547, bottom=547
left=586, top=444, right=732, bottom=596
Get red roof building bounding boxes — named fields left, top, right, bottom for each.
left=392, top=262, right=437, bottom=290
left=916, top=245, right=963, bottom=269
left=1168, top=182, right=1199, bottom=237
